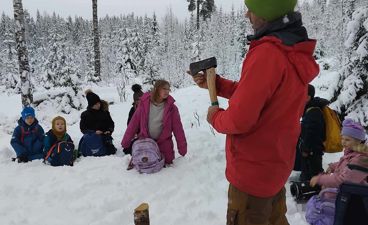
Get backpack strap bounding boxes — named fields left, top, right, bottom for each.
left=20, top=127, right=25, bottom=143
left=348, top=164, right=368, bottom=173
left=44, top=142, right=59, bottom=161
left=306, top=106, right=321, bottom=114
left=348, top=164, right=368, bottom=182
left=20, top=126, right=39, bottom=143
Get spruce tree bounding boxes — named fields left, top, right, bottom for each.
left=332, top=6, right=368, bottom=127
left=0, top=13, right=18, bottom=90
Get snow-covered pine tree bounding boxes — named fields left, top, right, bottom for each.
left=13, top=0, right=33, bottom=107
left=0, top=6, right=257, bottom=92
left=186, top=12, right=203, bottom=62
left=203, top=7, right=244, bottom=80
left=324, top=0, right=344, bottom=60
left=36, top=28, right=84, bottom=113
left=160, top=8, right=190, bottom=88
left=332, top=5, right=368, bottom=128
left=235, top=8, right=252, bottom=58
left=142, top=13, right=161, bottom=85
left=301, top=0, right=327, bottom=59
left=187, top=0, right=200, bottom=30
left=200, top=0, right=215, bottom=20
left=187, top=0, right=215, bottom=29
left=0, top=13, right=18, bottom=91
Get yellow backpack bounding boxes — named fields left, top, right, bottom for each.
left=307, top=106, right=343, bottom=153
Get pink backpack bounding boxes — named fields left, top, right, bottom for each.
left=131, top=138, right=165, bottom=174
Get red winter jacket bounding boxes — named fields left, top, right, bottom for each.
left=210, top=36, right=319, bottom=197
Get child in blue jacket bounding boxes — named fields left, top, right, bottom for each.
left=10, top=106, right=45, bottom=162
left=43, top=116, right=77, bottom=163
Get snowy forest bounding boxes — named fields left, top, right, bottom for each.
left=0, top=0, right=368, bottom=127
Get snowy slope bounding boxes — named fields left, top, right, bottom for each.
left=0, top=85, right=342, bottom=225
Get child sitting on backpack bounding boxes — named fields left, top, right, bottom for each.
left=44, top=116, right=77, bottom=164
left=79, top=90, right=116, bottom=156
left=310, top=118, right=368, bottom=189
left=121, top=79, right=187, bottom=165
left=10, top=106, right=45, bottom=163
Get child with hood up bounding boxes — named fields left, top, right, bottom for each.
left=43, top=116, right=78, bottom=164
left=10, top=106, right=45, bottom=162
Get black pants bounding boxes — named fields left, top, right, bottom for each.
left=300, top=153, right=324, bottom=181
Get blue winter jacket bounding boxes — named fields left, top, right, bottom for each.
left=10, top=118, right=45, bottom=161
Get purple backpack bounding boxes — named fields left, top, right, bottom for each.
left=306, top=188, right=338, bottom=225
left=131, top=138, right=165, bottom=174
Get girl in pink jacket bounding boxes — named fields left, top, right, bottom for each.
left=310, top=118, right=368, bottom=188
left=121, top=80, right=187, bottom=164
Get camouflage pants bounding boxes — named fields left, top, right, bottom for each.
left=227, top=184, right=289, bottom=225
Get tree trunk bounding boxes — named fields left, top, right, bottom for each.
left=196, top=0, right=200, bottom=30
left=13, top=0, right=33, bottom=107
left=92, top=0, right=101, bottom=81
left=134, top=203, right=149, bottom=225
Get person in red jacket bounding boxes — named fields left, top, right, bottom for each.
left=190, top=0, right=319, bottom=224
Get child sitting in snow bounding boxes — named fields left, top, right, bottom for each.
left=123, top=84, right=144, bottom=155
left=79, top=90, right=116, bottom=156
left=121, top=79, right=187, bottom=165
left=309, top=118, right=368, bottom=188
left=127, top=84, right=144, bottom=125
left=305, top=118, right=368, bottom=225
left=43, top=116, right=78, bottom=165
left=10, top=106, right=45, bottom=163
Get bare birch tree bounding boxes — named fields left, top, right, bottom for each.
left=92, top=0, right=101, bottom=82
left=13, top=0, right=33, bottom=107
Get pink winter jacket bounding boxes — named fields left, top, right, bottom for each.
left=317, top=149, right=368, bottom=188
left=121, top=93, right=187, bottom=164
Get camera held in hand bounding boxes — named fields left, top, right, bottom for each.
left=290, top=181, right=321, bottom=203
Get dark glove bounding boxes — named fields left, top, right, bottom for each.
left=123, top=146, right=132, bottom=155
left=17, top=155, right=29, bottom=163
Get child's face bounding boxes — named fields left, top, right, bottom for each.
left=159, top=85, right=170, bottom=100
left=341, top=135, right=361, bottom=149
left=24, top=116, right=35, bottom=126
left=54, top=119, right=65, bottom=133
left=92, top=102, right=101, bottom=110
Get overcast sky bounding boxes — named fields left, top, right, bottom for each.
left=0, top=0, right=245, bottom=21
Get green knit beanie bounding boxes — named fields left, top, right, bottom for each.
left=244, top=0, right=297, bottom=22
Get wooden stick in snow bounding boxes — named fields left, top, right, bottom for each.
left=134, top=203, right=149, bottom=225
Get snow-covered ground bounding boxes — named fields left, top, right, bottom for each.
left=0, top=81, right=343, bottom=225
